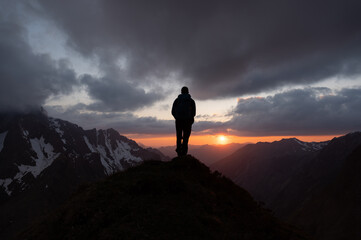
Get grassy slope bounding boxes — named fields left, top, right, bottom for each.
left=19, top=156, right=307, bottom=240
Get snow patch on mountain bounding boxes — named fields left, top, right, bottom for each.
left=1, top=136, right=61, bottom=195
left=50, top=118, right=66, bottom=144
left=293, top=139, right=328, bottom=151
left=28, top=137, right=60, bottom=177
left=23, top=130, right=29, bottom=138
left=0, top=178, right=12, bottom=195
left=84, top=136, right=96, bottom=153
left=107, top=134, right=142, bottom=163
left=0, top=131, right=12, bottom=195
left=97, top=142, right=126, bottom=175
left=100, top=156, right=113, bottom=175
left=0, top=131, right=7, bottom=153
left=83, top=132, right=142, bottom=175
left=0, top=115, right=160, bottom=198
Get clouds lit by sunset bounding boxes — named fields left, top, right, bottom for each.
left=1, top=0, right=361, bottom=146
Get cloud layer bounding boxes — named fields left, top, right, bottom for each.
left=81, top=74, right=161, bottom=112
left=0, top=7, right=77, bottom=111
left=37, top=0, right=361, bottom=99
left=228, top=87, right=361, bottom=136
left=1, top=1, right=361, bottom=138
left=48, top=87, right=361, bottom=136
left=47, top=104, right=174, bottom=134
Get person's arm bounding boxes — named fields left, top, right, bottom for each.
left=171, top=99, right=177, bottom=119
left=192, top=99, right=196, bottom=117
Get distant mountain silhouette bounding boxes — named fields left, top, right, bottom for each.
left=0, top=111, right=165, bottom=239
left=211, top=138, right=328, bottom=213
left=159, top=143, right=245, bottom=166
left=291, top=140, right=361, bottom=240
left=143, top=147, right=171, bottom=161
left=19, top=156, right=306, bottom=240
left=212, top=133, right=361, bottom=240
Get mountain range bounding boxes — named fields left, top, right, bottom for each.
left=212, top=133, right=361, bottom=240
left=158, top=143, right=245, bottom=166
left=1, top=110, right=359, bottom=239
left=0, top=110, right=165, bottom=239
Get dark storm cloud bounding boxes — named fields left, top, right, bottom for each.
left=0, top=1, right=165, bottom=113
left=0, top=19, right=77, bottom=111
left=192, top=120, right=228, bottom=134
left=81, top=74, right=161, bottom=112
left=228, top=87, right=361, bottom=136
left=37, top=0, right=361, bottom=99
left=3, top=0, right=361, bottom=137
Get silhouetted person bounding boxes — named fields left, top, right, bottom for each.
left=172, top=86, right=196, bottom=157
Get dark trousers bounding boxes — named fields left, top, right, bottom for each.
left=175, top=119, right=193, bottom=156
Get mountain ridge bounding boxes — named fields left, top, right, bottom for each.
left=289, top=143, right=361, bottom=240
left=158, top=143, right=245, bottom=166
left=0, top=111, right=165, bottom=239
left=18, top=156, right=307, bottom=240
left=212, top=131, right=361, bottom=240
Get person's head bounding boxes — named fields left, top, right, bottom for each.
left=181, top=86, right=189, bottom=94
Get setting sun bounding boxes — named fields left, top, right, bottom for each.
left=217, top=135, right=228, bottom=145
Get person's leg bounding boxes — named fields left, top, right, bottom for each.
left=175, top=120, right=183, bottom=156
left=182, top=121, right=192, bottom=155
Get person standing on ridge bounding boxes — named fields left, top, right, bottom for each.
left=172, top=86, right=196, bottom=157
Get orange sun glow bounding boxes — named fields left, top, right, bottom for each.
left=217, top=135, right=228, bottom=145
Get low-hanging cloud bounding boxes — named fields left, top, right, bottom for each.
left=0, top=18, right=77, bottom=111
left=228, top=87, right=361, bottom=136
left=46, top=104, right=227, bottom=135
left=81, top=74, right=161, bottom=112
left=47, top=104, right=175, bottom=134
left=36, top=0, right=361, bottom=99
left=0, top=1, right=168, bottom=113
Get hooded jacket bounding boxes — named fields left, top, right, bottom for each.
left=171, top=93, right=196, bottom=121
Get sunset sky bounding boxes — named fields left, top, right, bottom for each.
left=1, top=0, right=361, bottom=147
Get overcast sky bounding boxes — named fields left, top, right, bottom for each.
left=1, top=0, right=361, bottom=143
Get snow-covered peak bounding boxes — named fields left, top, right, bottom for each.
left=83, top=133, right=142, bottom=175
left=0, top=113, right=163, bottom=198
left=292, top=138, right=328, bottom=151
left=0, top=136, right=60, bottom=196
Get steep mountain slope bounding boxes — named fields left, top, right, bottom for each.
left=159, top=143, right=245, bottom=166
left=212, top=133, right=361, bottom=240
left=271, top=132, right=361, bottom=219
left=19, top=156, right=307, bottom=240
left=0, top=111, right=164, bottom=239
left=211, top=138, right=327, bottom=209
left=290, top=143, right=361, bottom=240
